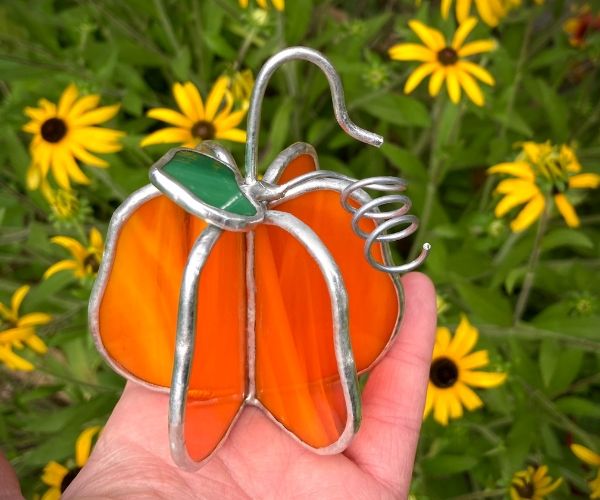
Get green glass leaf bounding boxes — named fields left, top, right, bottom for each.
left=162, top=150, right=256, bottom=216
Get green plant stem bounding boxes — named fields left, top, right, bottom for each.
left=408, top=98, right=444, bottom=260
left=492, top=231, right=521, bottom=265
left=512, top=199, right=550, bottom=324
left=153, top=0, right=181, bottom=55
left=233, top=27, right=258, bottom=71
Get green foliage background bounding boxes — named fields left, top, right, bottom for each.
left=1, top=0, right=599, bottom=498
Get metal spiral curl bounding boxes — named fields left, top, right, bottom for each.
left=340, top=176, right=431, bottom=274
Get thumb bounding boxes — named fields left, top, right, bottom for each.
left=0, top=452, right=23, bottom=500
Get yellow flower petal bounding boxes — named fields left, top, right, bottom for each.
left=140, top=127, right=193, bottom=147
left=536, top=477, right=563, bottom=496
left=0, top=327, right=34, bottom=343
left=449, top=314, right=478, bottom=357
left=18, top=312, right=52, bottom=327
left=458, top=60, right=495, bottom=85
left=50, top=236, right=87, bottom=260
left=461, top=370, right=507, bottom=388
left=423, top=385, right=435, bottom=419
left=488, top=161, right=534, bottom=180
left=41, top=488, right=62, bottom=500
left=408, top=20, right=446, bottom=51
left=214, top=109, right=247, bottom=132
left=433, top=390, right=450, bottom=425
left=44, top=259, right=78, bottom=280
left=0, top=346, right=35, bottom=371
left=205, top=76, right=230, bottom=121
left=496, top=178, right=537, bottom=195
left=456, top=0, right=472, bottom=23
left=429, top=68, right=446, bottom=96
left=73, top=104, right=120, bottom=127
left=147, top=108, right=194, bottom=128
left=24, top=106, right=49, bottom=122
left=41, top=460, right=69, bottom=488
left=510, top=194, right=545, bottom=232
left=27, top=163, right=42, bottom=190
left=11, top=285, right=30, bottom=315
left=447, top=391, right=463, bottom=419
left=460, top=350, right=490, bottom=369
left=172, top=82, right=199, bottom=121
left=90, top=227, right=104, bottom=250
left=216, top=128, right=247, bottom=143
left=54, top=148, right=91, bottom=185
left=183, top=82, right=206, bottom=121
left=75, top=426, right=102, bottom=467
left=446, top=69, right=461, bottom=103
left=458, top=39, right=497, bottom=57
left=25, top=334, right=48, bottom=354
left=494, top=183, right=539, bottom=217
left=404, top=62, right=437, bottom=94
left=455, top=381, right=483, bottom=410
left=456, top=68, right=485, bottom=106
left=388, top=43, right=436, bottom=62
left=474, top=0, right=502, bottom=26
left=571, top=444, right=600, bottom=466
left=69, top=143, right=109, bottom=168
left=441, top=0, right=453, bottom=18
left=67, top=94, right=101, bottom=119
left=51, top=155, right=71, bottom=189
left=272, top=0, right=284, bottom=11
left=554, top=193, right=579, bottom=228
left=569, top=173, right=600, bottom=189
left=452, top=17, right=477, bottom=50
left=57, top=84, right=79, bottom=118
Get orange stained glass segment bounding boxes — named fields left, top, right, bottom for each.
left=254, top=157, right=400, bottom=449
left=98, top=194, right=246, bottom=461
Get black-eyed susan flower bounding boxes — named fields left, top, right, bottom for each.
left=23, top=84, right=124, bottom=190
left=388, top=18, right=496, bottom=106
left=440, top=0, right=544, bottom=27
left=571, top=443, right=600, bottom=498
left=141, top=79, right=247, bottom=148
left=239, top=0, right=284, bottom=11
left=0, top=285, right=50, bottom=371
left=488, top=142, right=600, bottom=232
left=44, top=228, right=104, bottom=280
left=424, top=314, right=506, bottom=426
left=510, top=465, right=563, bottom=500
left=41, top=426, right=101, bottom=499
left=564, top=5, right=600, bottom=47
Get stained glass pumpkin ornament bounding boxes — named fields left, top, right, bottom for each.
left=89, top=47, right=430, bottom=470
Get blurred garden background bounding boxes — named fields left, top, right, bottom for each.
left=1, top=0, right=600, bottom=498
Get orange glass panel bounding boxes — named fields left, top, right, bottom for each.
left=98, top=194, right=246, bottom=461
left=255, top=177, right=400, bottom=449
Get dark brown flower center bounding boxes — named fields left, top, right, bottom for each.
left=191, top=120, right=215, bottom=140
left=83, top=253, right=100, bottom=274
left=430, top=357, right=459, bottom=388
left=513, top=480, right=535, bottom=499
left=437, top=47, right=458, bottom=66
left=41, top=118, right=67, bottom=143
left=60, top=466, right=81, bottom=492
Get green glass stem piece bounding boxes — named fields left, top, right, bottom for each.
left=162, top=150, right=256, bottom=216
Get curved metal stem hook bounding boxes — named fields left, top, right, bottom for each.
left=244, top=46, right=384, bottom=184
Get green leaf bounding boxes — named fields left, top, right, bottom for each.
left=422, top=454, right=478, bottom=476
left=358, top=93, right=430, bottom=127
left=555, top=397, right=600, bottom=418
left=539, top=339, right=559, bottom=388
left=380, top=143, right=427, bottom=181
left=541, top=228, right=594, bottom=252
left=455, top=280, right=513, bottom=326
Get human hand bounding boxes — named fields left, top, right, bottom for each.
left=4, top=272, right=435, bottom=499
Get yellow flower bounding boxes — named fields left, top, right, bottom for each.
left=571, top=443, right=600, bottom=498
left=564, top=5, right=600, bottom=47
left=228, top=69, right=254, bottom=110
left=42, top=186, right=79, bottom=221
left=510, top=465, right=563, bottom=500
left=424, top=315, right=506, bottom=426
left=239, top=0, right=284, bottom=11
left=23, top=84, right=124, bottom=190
left=0, top=285, right=51, bottom=371
left=44, top=228, right=104, bottom=280
left=440, top=0, right=544, bottom=27
left=388, top=18, right=496, bottom=106
left=41, top=426, right=102, bottom=499
left=141, top=79, right=247, bottom=148
left=488, top=142, right=600, bottom=232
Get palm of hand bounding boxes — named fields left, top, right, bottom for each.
left=64, top=274, right=436, bottom=500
